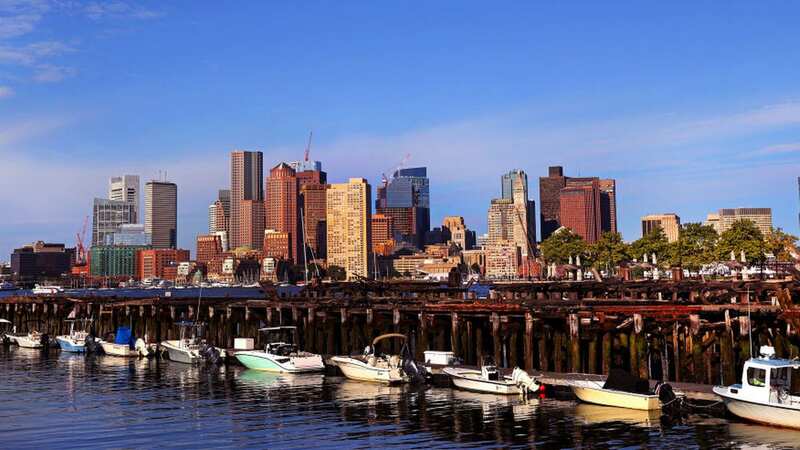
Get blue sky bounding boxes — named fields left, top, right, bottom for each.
left=2, top=1, right=800, bottom=258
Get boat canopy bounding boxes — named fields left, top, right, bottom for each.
left=372, top=333, right=407, bottom=346
left=114, top=326, right=133, bottom=345
left=0, top=319, right=11, bottom=324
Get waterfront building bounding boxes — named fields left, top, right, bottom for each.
left=108, top=175, right=140, bottom=223
left=208, top=189, right=230, bottom=234
left=90, top=245, right=148, bottom=278
left=327, top=178, right=371, bottom=280
left=137, top=248, right=190, bottom=281
left=559, top=180, right=602, bottom=244
left=641, top=214, right=681, bottom=242
left=376, top=167, right=430, bottom=247
left=704, top=213, right=721, bottom=233
left=263, top=229, right=291, bottom=261
left=10, top=241, right=73, bottom=279
left=92, top=198, right=135, bottom=247
left=485, top=241, right=520, bottom=279
left=462, top=249, right=486, bottom=274
left=266, top=163, right=300, bottom=262
left=230, top=150, right=264, bottom=249
left=196, top=234, right=223, bottom=265
left=487, top=198, right=515, bottom=244
left=539, top=166, right=616, bottom=240
left=107, top=224, right=151, bottom=246
left=240, top=199, right=265, bottom=250
left=714, top=208, right=773, bottom=235
left=144, top=180, right=177, bottom=249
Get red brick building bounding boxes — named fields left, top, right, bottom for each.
left=371, top=213, right=394, bottom=255
left=137, top=248, right=190, bottom=281
left=299, top=182, right=328, bottom=259
left=266, top=163, right=299, bottom=262
left=196, top=234, right=223, bottom=265
left=539, top=166, right=616, bottom=241
left=559, top=180, right=602, bottom=244
left=263, top=229, right=291, bottom=261
left=240, top=199, right=265, bottom=250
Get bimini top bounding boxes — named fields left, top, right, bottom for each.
left=372, top=333, right=407, bottom=346
left=258, top=326, right=297, bottom=332
left=0, top=318, right=11, bottom=324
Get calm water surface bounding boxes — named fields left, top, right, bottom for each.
left=1, top=347, right=798, bottom=449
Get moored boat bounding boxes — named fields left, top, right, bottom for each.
left=331, top=333, right=427, bottom=384
left=160, top=322, right=225, bottom=365
left=570, top=369, right=677, bottom=411
left=443, top=362, right=540, bottom=395
left=713, top=346, right=800, bottom=429
left=6, top=320, right=54, bottom=349
left=234, top=326, right=325, bottom=373
left=100, top=326, right=151, bottom=357
left=32, top=284, right=64, bottom=295
left=56, top=319, right=94, bottom=353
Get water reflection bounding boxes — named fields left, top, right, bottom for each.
left=1, top=347, right=797, bottom=449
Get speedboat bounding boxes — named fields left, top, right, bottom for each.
left=160, top=321, right=225, bottom=365
left=331, top=333, right=427, bottom=384
left=713, top=345, right=800, bottom=429
left=234, top=326, right=325, bottom=373
left=443, top=361, right=540, bottom=395
left=570, top=369, right=677, bottom=411
left=32, top=284, right=64, bottom=295
left=56, top=319, right=96, bottom=353
left=100, top=326, right=151, bottom=357
left=6, top=320, right=54, bottom=349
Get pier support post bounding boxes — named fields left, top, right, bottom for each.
left=416, top=313, right=429, bottom=361
left=524, top=312, right=534, bottom=372
left=568, top=314, right=580, bottom=373
left=451, top=312, right=461, bottom=358
left=340, top=308, right=349, bottom=355
left=491, top=313, right=502, bottom=367
left=306, top=307, right=316, bottom=353
left=673, top=323, right=682, bottom=382
left=602, top=332, right=611, bottom=375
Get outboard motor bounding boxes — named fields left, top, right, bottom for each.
left=655, top=382, right=681, bottom=418
left=400, top=343, right=428, bottom=383
left=199, top=342, right=222, bottom=365
left=85, top=335, right=104, bottom=355
left=40, top=333, right=51, bottom=350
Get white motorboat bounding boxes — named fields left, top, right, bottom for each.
left=443, top=364, right=540, bottom=395
left=56, top=319, right=95, bottom=353
left=713, top=345, right=800, bottom=429
left=5, top=320, right=54, bottom=348
left=32, top=284, right=64, bottom=295
left=331, top=333, right=426, bottom=384
left=100, top=326, right=152, bottom=357
left=160, top=322, right=225, bottom=365
left=234, top=326, right=325, bottom=373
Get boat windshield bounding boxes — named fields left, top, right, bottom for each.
left=748, top=367, right=767, bottom=387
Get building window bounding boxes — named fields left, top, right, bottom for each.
left=747, top=367, right=766, bottom=387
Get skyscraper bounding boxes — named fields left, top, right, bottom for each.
left=505, top=169, right=536, bottom=254
left=327, top=178, right=371, bottom=280
left=641, top=214, right=681, bottom=242
left=266, top=162, right=300, bottom=262
left=240, top=199, right=265, bottom=249
left=144, top=180, right=177, bottom=249
left=716, top=208, right=773, bottom=235
left=300, top=183, right=328, bottom=259
left=92, top=198, right=135, bottom=246
left=376, top=167, right=430, bottom=247
left=559, top=180, right=601, bottom=244
left=230, top=151, right=264, bottom=249
left=108, top=175, right=140, bottom=223
left=487, top=199, right=515, bottom=244
left=539, top=166, right=616, bottom=240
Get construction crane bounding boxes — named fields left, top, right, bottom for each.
left=381, top=153, right=412, bottom=186
left=304, top=131, right=313, bottom=162
left=75, top=215, right=89, bottom=265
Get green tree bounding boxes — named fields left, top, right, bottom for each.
left=666, top=222, right=718, bottom=270
left=716, top=220, right=766, bottom=265
left=629, top=226, right=669, bottom=265
left=589, top=231, right=628, bottom=273
left=327, top=265, right=347, bottom=281
left=540, top=228, right=588, bottom=265
left=765, top=228, right=799, bottom=262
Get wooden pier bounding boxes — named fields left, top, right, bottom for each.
left=2, top=279, right=799, bottom=395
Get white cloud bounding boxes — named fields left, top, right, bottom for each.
left=84, top=1, right=162, bottom=20
left=756, top=142, right=800, bottom=156
left=0, top=85, right=12, bottom=98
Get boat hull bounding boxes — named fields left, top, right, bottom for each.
left=572, top=383, right=661, bottom=411
left=56, top=336, right=86, bottom=353
left=161, top=341, right=199, bottom=364
left=101, top=342, right=138, bottom=357
left=235, top=351, right=325, bottom=373
left=714, top=387, right=800, bottom=429
left=444, top=368, right=522, bottom=395
left=9, top=335, right=43, bottom=349
left=332, top=356, right=406, bottom=384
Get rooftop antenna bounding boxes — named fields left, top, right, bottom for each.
left=304, top=131, right=313, bottom=162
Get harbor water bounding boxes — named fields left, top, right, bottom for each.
left=2, top=347, right=799, bottom=449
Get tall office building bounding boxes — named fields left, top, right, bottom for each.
left=715, top=208, right=773, bottom=235
left=376, top=167, right=430, bottom=247
left=230, top=151, right=264, bottom=249
left=641, top=214, right=681, bottom=243
left=92, top=198, right=135, bottom=246
left=266, top=163, right=300, bottom=262
left=559, top=180, right=602, bottom=244
left=504, top=169, right=536, bottom=254
left=442, top=216, right=473, bottom=251
left=144, top=180, right=177, bottom=249
left=108, top=175, right=140, bottom=223
left=539, top=166, right=616, bottom=240
left=487, top=198, right=515, bottom=244
left=300, top=183, right=328, bottom=259
left=240, top=200, right=265, bottom=249
left=327, top=178, right=372, bottom=280
left=208, top=189, right=230, bottom=233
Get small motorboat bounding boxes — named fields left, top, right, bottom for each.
left=6, top=320, right=54, bottom=349
left=100, top=326, right=151, bottom=357
left=234, top=326, right=325, bottom=373
left=570, top=369, right=677, bottom=411
left=331, top=333, right=427, bottom=384
left=56, top=319, right=97, bottom=353
left=32, top=284, right=64, bottom=295
left=0, top=318, right=13, bottom=345
left=443, top=360, right=540, bottom=395
left=160, top=321, right=225, bottom=365
left=713, top=346, right=800, bottom=429
left=0, top=281, right=17, bottom=291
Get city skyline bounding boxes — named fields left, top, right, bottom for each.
left=3, top=2, right=800, bottom=257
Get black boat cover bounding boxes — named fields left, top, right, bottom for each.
left=602, top=368, right=651, bottom=394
